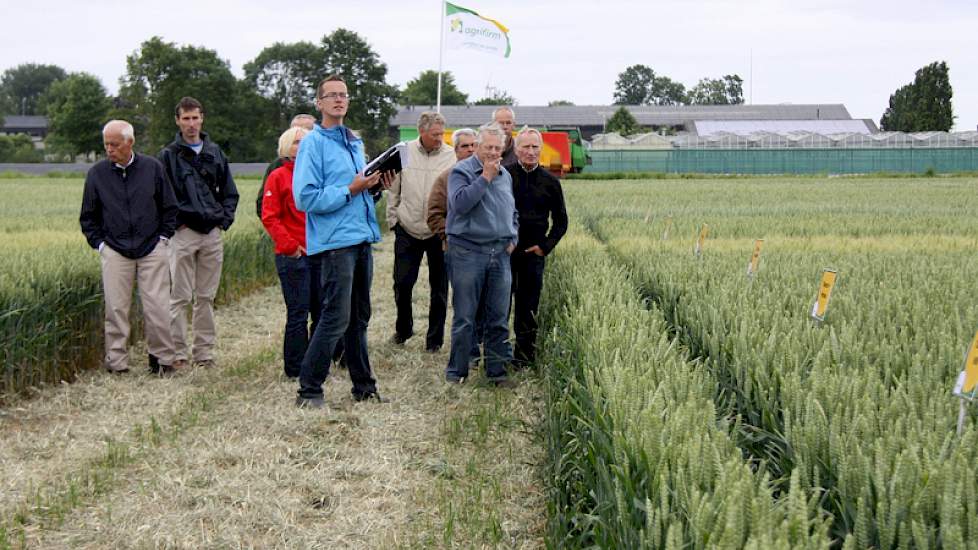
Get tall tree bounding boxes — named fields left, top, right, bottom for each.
left=44, top=72, right=111, bottom=158
left=648, top=76, right=687, bottom=106
left=118, top=37, right=241, bottom=154
left=605, top=106, right=641, bottom=136
left=400, top=70, right=467, bottom=106
left=0, top=63, right=67, bottom=115
left=614, top=65, right=688, bottom=105
left=319, top=28, right=400, bottom=154
left=688, top=75, right=744, bottom=105
left=243, top=41, right=321, bottom=128
left=880, top=61, right=953, bottom=132
left=473, top=87, right=516, bottom=106
left=614, top=64, right=656, bottom=105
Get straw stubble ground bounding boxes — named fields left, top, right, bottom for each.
left=0, top=238, right=544, bottom=548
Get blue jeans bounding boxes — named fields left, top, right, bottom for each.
left=446, top=244, right=512, bottom=381
left=275, top=254, right=319, bottom=377
left=298, top=243, right=376, bottom=399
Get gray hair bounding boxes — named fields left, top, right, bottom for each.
left=417, top=111, right=447, bottom=132
left=451, top=128, right=477, bottom=147
left=290, top=114, right=316, bottom=129
left=476, top=122, right=506, bottom=144
left=491, top=106, right=515, bottom=121
left=102, top=120, right=135, bottom=143
left=515, top=126, right=542, bottom=146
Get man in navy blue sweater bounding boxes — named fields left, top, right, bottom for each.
left=80, top=120, right=178, bottom=374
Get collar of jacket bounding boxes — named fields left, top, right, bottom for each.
left=316, top=123, right=359, bottom=144
left=415, top=138, right=450, bottom=156
left=112, top=152, right=138, bottom=170
left=111, top=152, right=141, bottom=173
left=281, top=159, right=295, bottom=172
left=173, top=130, right=211, bottom=149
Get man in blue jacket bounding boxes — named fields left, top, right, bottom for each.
left=445, top=123, right=519, bottom=387
left=293, top=75, right=391, bottom=409
left=80, top=120, right=178, bottom=374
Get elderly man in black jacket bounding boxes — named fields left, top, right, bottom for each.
left=505, top=128, right=568, bottom=368
left=80, top=120, right=179, bottom=374
left=158, top=97, right=239, bottom=369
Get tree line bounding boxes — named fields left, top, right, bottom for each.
left=0, top=40, right=955, bottom=160
left=602, top=62, right=954, bottom=136
left=0, top=28, right=533, bottom=163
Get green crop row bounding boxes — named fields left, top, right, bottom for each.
left=538, top=231, right=830, bottom=549
left=553, top=177, right=978, bottom=548
left=0, top=178, right=275, bottom=399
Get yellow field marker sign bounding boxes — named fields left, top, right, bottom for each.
left=953, top=331, right=978, bottom=435
left=693, top=224, right=708, bottom=257
left=746, top=239, right=764, bottom=277
left=810, top=268, right=837, bottom=321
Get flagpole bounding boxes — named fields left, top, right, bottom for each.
left=436, top=0, right=445, bottom=112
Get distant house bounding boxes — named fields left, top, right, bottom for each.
left=390, top=104, right=872, bottom=140
left=1, top=115, right=48, bottom=145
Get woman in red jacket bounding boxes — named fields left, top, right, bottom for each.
left=262, top=126, right=343, bottom=377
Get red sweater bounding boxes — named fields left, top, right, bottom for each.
left=261, top=160, right=306, bottom=255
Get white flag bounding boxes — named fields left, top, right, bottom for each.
left=445, top=2, right=511, bottom=58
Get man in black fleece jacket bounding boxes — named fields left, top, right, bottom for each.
left=80, top=120, right=179, bottom=374
left=505, top=128, right=568, bottom=368
left=158, top=97, right=239, bottom=369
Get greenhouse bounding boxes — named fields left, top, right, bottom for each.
left=586, top=130, right=978, bottom=174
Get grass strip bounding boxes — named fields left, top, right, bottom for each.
left=0, top=347, right=275, bottom=548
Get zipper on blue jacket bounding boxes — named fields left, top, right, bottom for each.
left=341, top=128, right=379, bottom=242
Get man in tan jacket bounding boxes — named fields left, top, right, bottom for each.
left=387, top=111, right=456, bottom=351
left=426, top=128, right=477, bottom=245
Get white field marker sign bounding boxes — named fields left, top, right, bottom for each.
left=694, top=224, right=708, bottom=257
left=746, top=239, right=764, bottom=278
left=662, top=217, right=673, bottom=240
left=810, top=268, right=837, bottom=321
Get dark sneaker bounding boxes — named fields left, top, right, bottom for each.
left=390, top=331, right=413, bottom=345
left=490, top=378, right=518, bottom=389
left=445, top=376, right=465, bottom=384
left=295, top=395, right=326, bottom=409
left=353, top=392, right=389, bottom=403
left=108, top=368, right=130, bottom=375
left=425, top=345, right=442, bottom=353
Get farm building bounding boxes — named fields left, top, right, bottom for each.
left=390, top=103, right=865, bottom=140
left=0, top=115, right=48, bottom=144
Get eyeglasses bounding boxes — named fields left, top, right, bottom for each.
left=319, top=93, right=350, bottom=101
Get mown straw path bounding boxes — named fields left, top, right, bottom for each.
left=0, top=237, right=545, bottom=548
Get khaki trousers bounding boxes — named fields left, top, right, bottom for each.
left=169, top=226, right=224, bottom=363
left=100, top=241, right=175, bottom=371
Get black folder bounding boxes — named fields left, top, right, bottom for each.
left=364, top=142, right=406, bottom=176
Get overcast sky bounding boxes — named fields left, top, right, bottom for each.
left=2, top=0, right=975, bottom=131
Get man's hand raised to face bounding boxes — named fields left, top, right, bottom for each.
left=482, top=158, right=501, bottom=183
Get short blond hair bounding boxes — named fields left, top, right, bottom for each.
left=277, top=126, right=308, bottom=158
